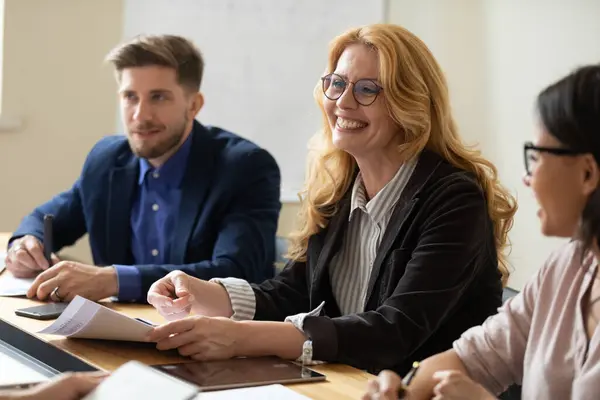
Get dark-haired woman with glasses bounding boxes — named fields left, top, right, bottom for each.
left=363, top=65, right=600, bottom=400
left=143, top=23, right=516, bottom=377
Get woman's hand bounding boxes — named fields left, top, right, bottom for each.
left=14, top=372, right=106, bottom=400
left=362, top=370, right=405, bottom=400
left=146, top=315, right=240, bottom=360
left=147, top=271, right=198, bottom=321
left=147, top=271, right=233, bottom=320
left=432, top=370, right=496, bottom=400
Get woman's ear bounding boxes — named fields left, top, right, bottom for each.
left=582, top=154, right=600, bottom=195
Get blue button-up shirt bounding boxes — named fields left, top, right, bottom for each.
left=114, top=133, right=193, bottom=301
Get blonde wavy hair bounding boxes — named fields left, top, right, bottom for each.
left=287, top=24, right=517, bottom=285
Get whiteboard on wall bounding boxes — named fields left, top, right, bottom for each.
left=121, top=0, right=386, bottom=201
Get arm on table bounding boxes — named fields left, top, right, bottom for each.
left=299, top=175, right=496, bottom=370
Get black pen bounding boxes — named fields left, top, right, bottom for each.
left=397, top=361, right=420, bottom=399
left=43, top=214, right=54, bottom=266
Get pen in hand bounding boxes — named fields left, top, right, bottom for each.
left=43, top=214, right=54, bottom=267
left=397, top=361, right=420, bottom=399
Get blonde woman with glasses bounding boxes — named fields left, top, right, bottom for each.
left=144, top=24, right=516, bottom=377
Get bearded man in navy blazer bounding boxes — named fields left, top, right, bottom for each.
left=5, top=35, right=281, bottom=303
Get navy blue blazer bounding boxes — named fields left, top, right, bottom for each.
left=11, top=121, right=281, bottom=294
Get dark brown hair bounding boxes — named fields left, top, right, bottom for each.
left=105, top=34, right=204, bottom=92
left=537, top=64, right=600, bottom=252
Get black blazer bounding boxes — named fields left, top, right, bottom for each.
left=252, top=150, right=503, bottom=375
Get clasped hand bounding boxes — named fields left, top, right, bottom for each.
left=362, top=369, right=496, bottom=400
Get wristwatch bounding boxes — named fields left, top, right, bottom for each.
left=301, top=339, right=313, bottom=366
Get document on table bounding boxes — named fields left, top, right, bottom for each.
left=0, top=251, right=6, bottom=274
left=38, top=295, right=154, bottom=341
left=196, top=384, right=312, bottom=399
left=83, top=360, right=198, bottom=400
left=0, top=273, right=34, bottom=297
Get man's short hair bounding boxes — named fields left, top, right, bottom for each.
left=105, top=34, right=204, bottom=92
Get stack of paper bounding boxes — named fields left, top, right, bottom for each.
left=38, top=296, right=154, bottom=341
left=0, top=273, right=34, bottom=297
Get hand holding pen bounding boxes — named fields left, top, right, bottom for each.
left=397, top=361, right=420, bottom=398
left=4, top=214, right=59, bottom=278
left=362, top=361, right=420, bottom=400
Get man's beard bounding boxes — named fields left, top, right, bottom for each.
left=128, top=117, right=188, bottom=160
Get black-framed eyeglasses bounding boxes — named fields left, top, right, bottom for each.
left=321, top=73, right=383, bottom=106
left=523, top=141, right=588, bottom=176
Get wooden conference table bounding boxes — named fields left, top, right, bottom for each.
left=0, top=233, right=372, bottom=399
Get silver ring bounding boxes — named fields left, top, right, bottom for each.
left=51, top=287, right=63, bottom=302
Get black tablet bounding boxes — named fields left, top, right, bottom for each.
left=0, top=317, right=97, bottom=391
left=152, top=356, right=326, bottom=392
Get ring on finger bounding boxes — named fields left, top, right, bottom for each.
left=51, top=287, right=64, bottom=302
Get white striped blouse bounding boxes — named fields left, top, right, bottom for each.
left=212, top=156, right=418, bottom=329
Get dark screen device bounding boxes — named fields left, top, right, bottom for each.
left=14, top=303, right=69, bottom=320
left=152, top=356, right=326, bottom=392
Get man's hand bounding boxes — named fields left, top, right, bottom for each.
left=26, top=261, right=119, bottom=302
left=5, top=235, right=59, bottom=278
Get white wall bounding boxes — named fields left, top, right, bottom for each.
left=389, top=0, right=600, bottom=289
left=121, top=0, right=386, bottom=202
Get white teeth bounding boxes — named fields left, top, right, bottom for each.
left=337, top=117, right=367, bottom=130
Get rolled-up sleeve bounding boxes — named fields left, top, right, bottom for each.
left=453, top=260, right=551, bottom=395
left=210, top=277, right=256, bottom=321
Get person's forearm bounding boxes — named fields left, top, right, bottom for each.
left=191, top=280, right=234, bottom=318
left=235, top=321, right=306, bottom=360
left=408, top=349, right=469, bottom=399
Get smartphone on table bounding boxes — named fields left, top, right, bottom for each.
left=14, top=303, right=69, bottom=320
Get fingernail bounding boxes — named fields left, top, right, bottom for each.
left=187, top=295, right=195, bottom=302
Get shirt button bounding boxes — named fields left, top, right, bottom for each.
left=151, top=249, right=159, bottom=257
left=152, top=204, right=159, bottom=211
left=152, top=172, right=160, bottom=179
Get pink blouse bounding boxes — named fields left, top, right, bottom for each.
left=454, top=241, right=600, bottom=399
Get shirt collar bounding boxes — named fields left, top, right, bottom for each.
left=349, top=156, right=418, bottom=224
left=138, top=131, right=193, bottom=187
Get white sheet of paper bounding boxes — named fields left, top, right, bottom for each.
left=0, top=351, right=50, bottom=389
left=0, top=251, right=6, bottom=274
left=83, top=360, right=198, bottom=400
left=0, top=273, right=34, bottom=297
left=196, top=384, right=312, bottom=399
left=38, top=295, right=153, bottom=341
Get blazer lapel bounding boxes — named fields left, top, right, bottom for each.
left=169, top=122, right=217, bottom=264
left=106, top=156, right=138, bottom=264
left=364, top=151, right=443, bottom=305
